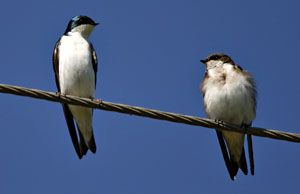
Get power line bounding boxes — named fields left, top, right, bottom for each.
left=1, top=83, right=300, bottom=143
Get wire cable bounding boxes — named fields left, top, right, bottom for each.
left=1, top=83, right=300, bottom=143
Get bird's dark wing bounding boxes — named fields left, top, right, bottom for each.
left=62, top=105, right=83, bottom=159
left=243, top=122, right=255, bottom=176
left=53, top=39, right=61, bottom=92
left=90, top=43, right=98, bottom=87
left=241, top=71, right=256, bottom=176
left=53, top=39, right=83, bottom=159
left=247, top=134, right=255, bottom=175
left=215, top=130, right=236, bottom=180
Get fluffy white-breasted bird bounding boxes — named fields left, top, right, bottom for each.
left=200, top=53, right=256, bottom=180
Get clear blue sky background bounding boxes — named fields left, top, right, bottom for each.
left=0, top=0, right=300, bottom=193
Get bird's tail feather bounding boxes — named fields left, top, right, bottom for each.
left=216, top=130, right=237, bottom=180
left=78, top=130, right=88, bottom=156
left=228, top=147, right=248, bottom=178
left=230, top=159, right=239, bottom=179
left=239, top=148, right=248, bottom=175
left=76, top=124, right=97, bottom=155
left=88, top=133, right=97, bottom=153
left=217, top=130, right=251, bottom=180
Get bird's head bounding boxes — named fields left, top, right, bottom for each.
left=201, top=53, right=235, bottom=70
left=64, top=15, right=99, bottom=38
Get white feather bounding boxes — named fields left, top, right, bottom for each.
left=58, top=31, right=95, bottom=143
left=203, top=61, right=255, bottom=161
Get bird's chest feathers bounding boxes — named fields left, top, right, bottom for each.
left=204, top=67, right=250, bottom=123
left=59, top=35, right=95, bottom=97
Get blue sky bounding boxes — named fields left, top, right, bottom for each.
left=1, top=0, right=300, bottom=193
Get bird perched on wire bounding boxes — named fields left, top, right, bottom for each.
left=53, top=15, right=99, bottom=159
left=200, top=53, right=256, bottom=180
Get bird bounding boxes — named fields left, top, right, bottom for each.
left=52, top=15, right=99, bottom=159
left=200, top=53, right=256, bottom=180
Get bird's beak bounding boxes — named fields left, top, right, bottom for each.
left=94, top=22, right=99, bottom=26
left=200, top=59, right=206, bottom=64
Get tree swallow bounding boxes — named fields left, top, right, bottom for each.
left=53, top=15, right=99, bottom=159
left=200, top=53, right=257, bottom=180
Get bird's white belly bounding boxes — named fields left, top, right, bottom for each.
left=59, top=36, right=95, bottom=98
left=204, top=82, right=252, bottom=160
left=58, top=35, right=96, bottom=140
left=204, top=83, right=251, bottom=125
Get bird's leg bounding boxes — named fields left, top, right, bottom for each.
left=215, top=119, right=225, bottom=125
left=241, top=123, right=251, bottom=135
left=90, top=96, right=102, bottom=104
left=56, top=92, right=67, bottom=99
left=214, top=119, right=226, bottom=133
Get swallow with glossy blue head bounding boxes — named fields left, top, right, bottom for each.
left=53, top=15, right=99, bottom=159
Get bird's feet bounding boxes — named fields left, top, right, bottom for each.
left=90, top=97, right=102, bottom=104
left=56, top=92, right=67, bottom=99
left=215, top=119, right=225, bottom=125
left=241, top=123, right=251, bottom=128
left=241, top=123, right=252, bottom=134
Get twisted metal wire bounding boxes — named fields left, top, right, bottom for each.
left=1, top=83, right=300, bottom=143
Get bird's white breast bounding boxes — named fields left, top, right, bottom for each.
left=58, top=33, right=95, bottom=98
left=202, top=63, right=256, bottom=161
left=203, top=64, right=255, bottom=125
